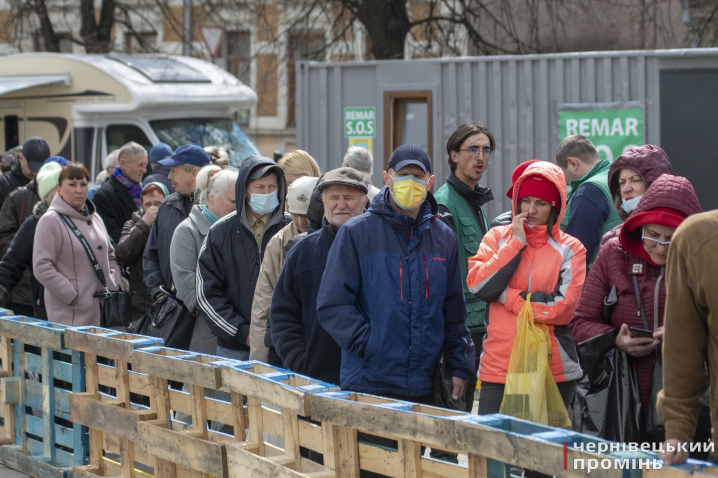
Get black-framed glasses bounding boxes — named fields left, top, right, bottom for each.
left=459, top=147, right=494, bottom=158
left=641, top=232, right=671, bottom=250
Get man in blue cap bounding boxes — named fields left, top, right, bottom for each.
left=144, top=142, right=175, bottom=194
left=316, top=144, right=475, bottom=417
left=143, top=144, right=209, bottom=305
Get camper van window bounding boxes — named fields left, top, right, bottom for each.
left=150, top=118, right=260, bottom=167
left=106, top=125, right=152, bottom=154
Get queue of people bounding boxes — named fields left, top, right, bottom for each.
left=0, top=124, right=712, bottom=470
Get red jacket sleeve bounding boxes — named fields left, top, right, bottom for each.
left=569, top=241, right=615, bottom=343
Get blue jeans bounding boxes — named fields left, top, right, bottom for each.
left=216, top=346, right=250, bottom=361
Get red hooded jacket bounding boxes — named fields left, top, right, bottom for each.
left=570, top=174, right=701, bottom=409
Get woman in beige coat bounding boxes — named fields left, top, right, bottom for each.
left=33, top=163, right=122, bottom=326
left=249, top=175, right=318, bottom=363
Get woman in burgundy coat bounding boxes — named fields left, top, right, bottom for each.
left=570, top=174, right=701, bottom=437
left=601, top=145, right=673, bottom=245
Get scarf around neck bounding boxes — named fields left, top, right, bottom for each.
left=114, top=165, right=143, bottom=208
left=202, top=205, right=219, bottom=225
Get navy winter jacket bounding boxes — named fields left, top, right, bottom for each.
left=271, top=221, right=341, bottom=385
left=197, top=155, right=290, bottom=352
left=316, top=187, right=475, bottom=397
left=142, top=192, right=194, bottom=300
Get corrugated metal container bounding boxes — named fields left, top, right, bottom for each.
left=296, top=49, right=718, bottom=219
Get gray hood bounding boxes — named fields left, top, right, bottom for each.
left=236, top=155, right=287, bottom=232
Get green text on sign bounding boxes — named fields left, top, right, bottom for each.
left=559, top=108, right=643, bottom=162
left=345, top=107, right=376, bottom=138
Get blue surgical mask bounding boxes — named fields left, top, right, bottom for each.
left=248, top=191, right=279, bottom=215
left=622, top=195, right=643, bottom=213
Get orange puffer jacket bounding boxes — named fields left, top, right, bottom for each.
left=467, top=161, right=586, bottom=384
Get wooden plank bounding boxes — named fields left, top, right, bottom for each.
left=131, top=348, right=222, bottom=390
left=358, top=442, right=401, bottom=477
left=147, top=374, right=176, bottom=478
left=84, top=351, right=104, bottom=475
left=25, top=381, right=71, bottom=417
left=335, top=425, right=360, bottom=478
left=283, top=411, right=301, bottom=470
left=0, top=318, right=65, bottom=349
left=41, top=346, right=55, bottom=462
left=421, top=456, right=467, bottom=478
left=70, top=392, right=156, bottom=441
left=25, top=353, right=74, bottom=384
left=226, top=443, right=334, bottom=478
left=298, top=418, right=323, bottom=454
left=0, top=335, right=14, bottom=444
left=0, top=377, right=19, bottom=404
left=137, top=420, right=227, bottom=477
left=398, top=438, right=422, bottom=477
left=0, top=444, right=71, bottom=478
left=467, top=454, right=487, bottom=478
left=221, top=365, right=311, bottom=415
left=311, top=393, right=462, bottom=451
left=64, top=328, right=162, bottom=362
left=247, top=397, right=265, bottom=456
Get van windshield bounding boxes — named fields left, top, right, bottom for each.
left=150, top=118, right=260, bottom=167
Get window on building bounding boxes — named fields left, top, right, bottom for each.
left=223, top=31, right=251, bottom=86
left=126, top=32, right=157, bottom=53
left=33, top=31, right=73, bottom=53
left=287, top=32, right=325, bottom=127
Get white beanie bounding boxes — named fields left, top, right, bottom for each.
left=37, top=161, right=63, bottom=200
left=287, top=176, right=318, bottom=215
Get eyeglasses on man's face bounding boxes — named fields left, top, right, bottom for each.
left=458, top=147, right=494, bottom=158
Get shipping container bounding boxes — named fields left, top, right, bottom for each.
left=296, top=49, right=718, bottom=218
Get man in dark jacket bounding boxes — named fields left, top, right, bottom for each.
left=0, top=137, right=49, bottom=209
left=94, top=142, right=147, bottom=244
left=197, top=155, right=290, bottom=360
left=144, top=142, right=175, bottom=194
left=271, top=168, right=369, bottom=385
left=143, top=144, right=209, bottom=301
left=316, top=144, right=475, bottom=403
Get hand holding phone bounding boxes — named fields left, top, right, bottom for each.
left=629, top=327, right=653, bottom=339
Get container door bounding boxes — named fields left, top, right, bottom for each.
left=383, top=91, right=433, bottom=171
left=660, top=69, right=718, bottom=211
left=0, top=107, right=26, bottom=151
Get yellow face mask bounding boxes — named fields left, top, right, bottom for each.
left=391, top=175, right=428, bottom=210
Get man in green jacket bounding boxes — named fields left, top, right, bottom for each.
left=555, top=135, right=622, bottom=266
left=435, top=122, right=494, bottom=385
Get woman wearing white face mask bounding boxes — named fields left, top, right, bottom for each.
left=601, top=145, right=672, bottom=246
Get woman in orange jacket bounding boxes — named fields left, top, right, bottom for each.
left=467, top=160, right=587, bottom=415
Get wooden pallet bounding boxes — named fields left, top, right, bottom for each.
left=65, top=326, right=164, bottom=478
left=219, top=361, right=339, bottom=478
left=0, top=316, right=86, bottom=478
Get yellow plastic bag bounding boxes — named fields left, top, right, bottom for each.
left=499, top=294, right=571, bottom=428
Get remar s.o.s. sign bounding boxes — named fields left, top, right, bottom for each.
left=345, top=107, right=376, bottom=138
left=559, top=103, right=644, bottom=162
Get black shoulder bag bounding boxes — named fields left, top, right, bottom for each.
left=632, top=275, right=664, bottom=440
left=59, top=214, right=131, bottom=328
left=128, top=285, right=197, bottom=350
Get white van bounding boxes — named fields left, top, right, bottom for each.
left=0, top=53, right=259, bottom=178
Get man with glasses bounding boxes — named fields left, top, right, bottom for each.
left=555, top=135, right=623, bottom=267
left=435, top=122, right=494, bottom=410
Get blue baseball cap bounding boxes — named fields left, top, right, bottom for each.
left=158, top=144, right=210, bottom=168
left=44, top=156, right=69, bottom=166
left=149, top=142, right=173, bottom=163
left=386, top=144, right=432, bottom=174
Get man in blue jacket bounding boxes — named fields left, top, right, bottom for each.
left=197, top=155, right=290, bottom=359
left=271, top=167, right=369, bottom=385
left=316, top=144, right=475, bottom=405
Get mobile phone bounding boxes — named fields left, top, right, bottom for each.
left=629, top=327, right=653, bottom=339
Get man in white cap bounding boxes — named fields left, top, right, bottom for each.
left=271, top=168, right=369, bottom=384
left=249, top=175, right=318, bottom=364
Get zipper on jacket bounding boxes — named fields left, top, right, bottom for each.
left=654, top=266, right=664, bottom=331
left=399, top=259, right=403, bottom=301
left=424, top=256, right=429, bottom=300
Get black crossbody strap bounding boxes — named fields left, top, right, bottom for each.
left=632, top=275, right=651, bottom=331
left=59, top=214, right=109, bottom=293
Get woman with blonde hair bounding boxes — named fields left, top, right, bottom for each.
left=277, top=150, right=320, bottom=185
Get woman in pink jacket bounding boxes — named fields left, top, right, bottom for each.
left=33, top=164, right=122, bottom=326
